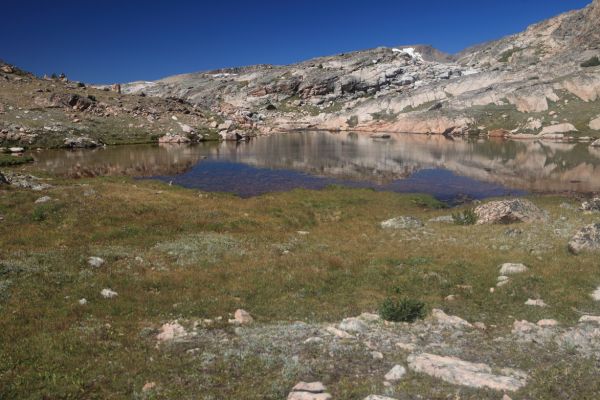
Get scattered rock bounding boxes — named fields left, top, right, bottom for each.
left=380, top=216, right=423, bottom=229
left=384, top=365, right=407, bottom=382
left=537, top=319, right=558, bottom=327
left=475, top=199, right=547, bottom=224
left=142, top=382, right=156, bottom=392
left=34, top=196, right=51, bottom=204
left=339, top=317, right=368, bottom=333
left=87, top=256, right=105, bottom=268
left=431, top=309, right=473, bottom=329
left=287, top=381, right=332, bottom=400
left=525, top=299, right=548, bottom=307
left=156, top=322, right=187, bottom=342
left=499, top=263, right=529, bottom=275
left=592, top=286, right=600, bottom=301
left=230, top=309, right=254, bottom=325
left=78, top=298, right=87, bottom=305
left=325, top=326, right=355, bottom=339
left=579, top=315, right=600, bottom=324
left=100, top=288, right=118, bottom=298
left=568, top=223, right=600, bottom=254
left=407, top=353, right=528, bottom=392
left=581, top=197, right=600, bottom=212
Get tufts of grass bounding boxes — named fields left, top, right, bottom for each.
left=154, top=233, right=244, bottom=266
left=452, top=208, right=478, bottom=225
left=0, top=154, right=33, bottom=167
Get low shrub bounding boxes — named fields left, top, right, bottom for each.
left=581, top=56, right=600, bottom=68
left=452, top=208, right=478, bottom=225
left=379, top=297, right=427, bottom=322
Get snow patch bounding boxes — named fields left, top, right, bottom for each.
left=392, top=47, right=424, bottom=62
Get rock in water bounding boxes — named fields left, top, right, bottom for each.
left=407, top=353, right=528, bottom=392
left=568, top=223, right=600, bottom=254
left=380, top=216, right=424, bottom=229
left=475, top=199, right=547, bottom=224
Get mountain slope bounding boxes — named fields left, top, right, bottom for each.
left=123, top=0, right=600, bottom=139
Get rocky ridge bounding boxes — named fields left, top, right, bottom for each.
left=121, top=1, right=600, bottom=140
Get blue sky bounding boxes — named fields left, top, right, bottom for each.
left=0, top=0, right=592, bottom=83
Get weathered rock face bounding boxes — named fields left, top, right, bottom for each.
left=568, top=223, right=600, bottom=254
left=475, top=199, right=548, bottom=224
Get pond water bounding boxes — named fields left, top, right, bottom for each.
left=32, top=131, right=600, bottom=202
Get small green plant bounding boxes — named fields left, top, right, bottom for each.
left=581, top=56, right=600, bottom=68
left=452, top=208, right=478, bottom=225
left=498, top=47, right=521, bottom=63
left=0, top=155, right=33, bottom=167
left=379, top=297, right=427, bottom=322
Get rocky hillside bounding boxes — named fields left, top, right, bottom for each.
left=0, top=61, right=222, bottom=149
left=122, top=0, right=600, bottom=139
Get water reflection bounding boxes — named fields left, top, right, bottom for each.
left=33, top=132, right=600, bottom=198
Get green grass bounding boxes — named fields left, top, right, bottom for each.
left=581, top=56, right=600, bottom=68
left=0, top=177, right=599, bottom=398
left=0, top=154, right=33, bottom=167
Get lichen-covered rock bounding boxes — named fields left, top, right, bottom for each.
left=475, top=199, right=547, bottom=224
left=568, top=223, right=600, bottom=254
left=380, top=216, right=423, bottom=229
left=581, top=197, right=600, bottom=212
left=499, top=263, right=528, bottom=275
left=407, top=353, right=528, bottom=392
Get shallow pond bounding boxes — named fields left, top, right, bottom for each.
left=32, top=131, right=600, bottom=201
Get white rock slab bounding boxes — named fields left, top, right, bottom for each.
left=407, top=353, right=528, bottom=392
left=384, top=365, right=407, bottom=382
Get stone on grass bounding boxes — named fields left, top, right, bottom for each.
left=325, top=326, right=355, bottom=339
left=364, top=396, right=398, bottom=400
left=339, top=317, right=368, bottom=333
left=142, top=382, right=156, bottom=392
left=568, top=224, right=600, bottom=254
left=579, top=315, right=600, bottom=324
left=231, top=309, right=253, bottom=325
left=78, top=298, right=87, bottom=305
left=384, top=365, right=407, bottom=382
left=432, top=309, right=473, bottom=329
left=525, top=299, right=548, bottom=307
left=537, top=319, right=558, bottom=327
left=407, top=353, right=528, bottom=392
left=592, top=286, right=600, bottom=301
left=499, top=263, right=528, bottom=275
left=304, top=337, right=324, bottom=344
left=88, top=256, right=105, bottom=268
left=380, top=216, right=423, bottom=229
left=371, top=351, right=384, bottom=360
left=156, top=322, right=187, bottom=342
left=475, top=199, right=547, bottom=224
left=100, top=288, right=118, bottom=298
left=288, top=381, right=332, bottom=400
left=34, top=196, right=51, bottom=204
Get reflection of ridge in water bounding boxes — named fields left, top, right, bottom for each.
left=32, top=131, right=600, bottom=196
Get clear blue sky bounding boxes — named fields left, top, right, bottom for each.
left=0, top=0, right=592, bottom=83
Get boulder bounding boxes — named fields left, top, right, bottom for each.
left=88, top=256, right=106, bottom=268
left=156, top=322, right=187, bottom=342
left=591, top=139, right=600, bottom=147
left=539, top=123, right=578, bottom=135
left=339, top=317, right=368, bottom=333
left=64, top=136, right=100, bottom=148
left=380, top=216, right=423, bottom=229
left=232, top=309, right=253, bottom=325
left=475, top=199, right=547, bottom=224
left=568, top=223, right=600, bottom=254
left=384, top=365, right=407, bottom=382
left=431, top=309, right=473, bottom=329
left=499, top=263, right=528, bottom=275
left=589, top=117, right=600, bottom=130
